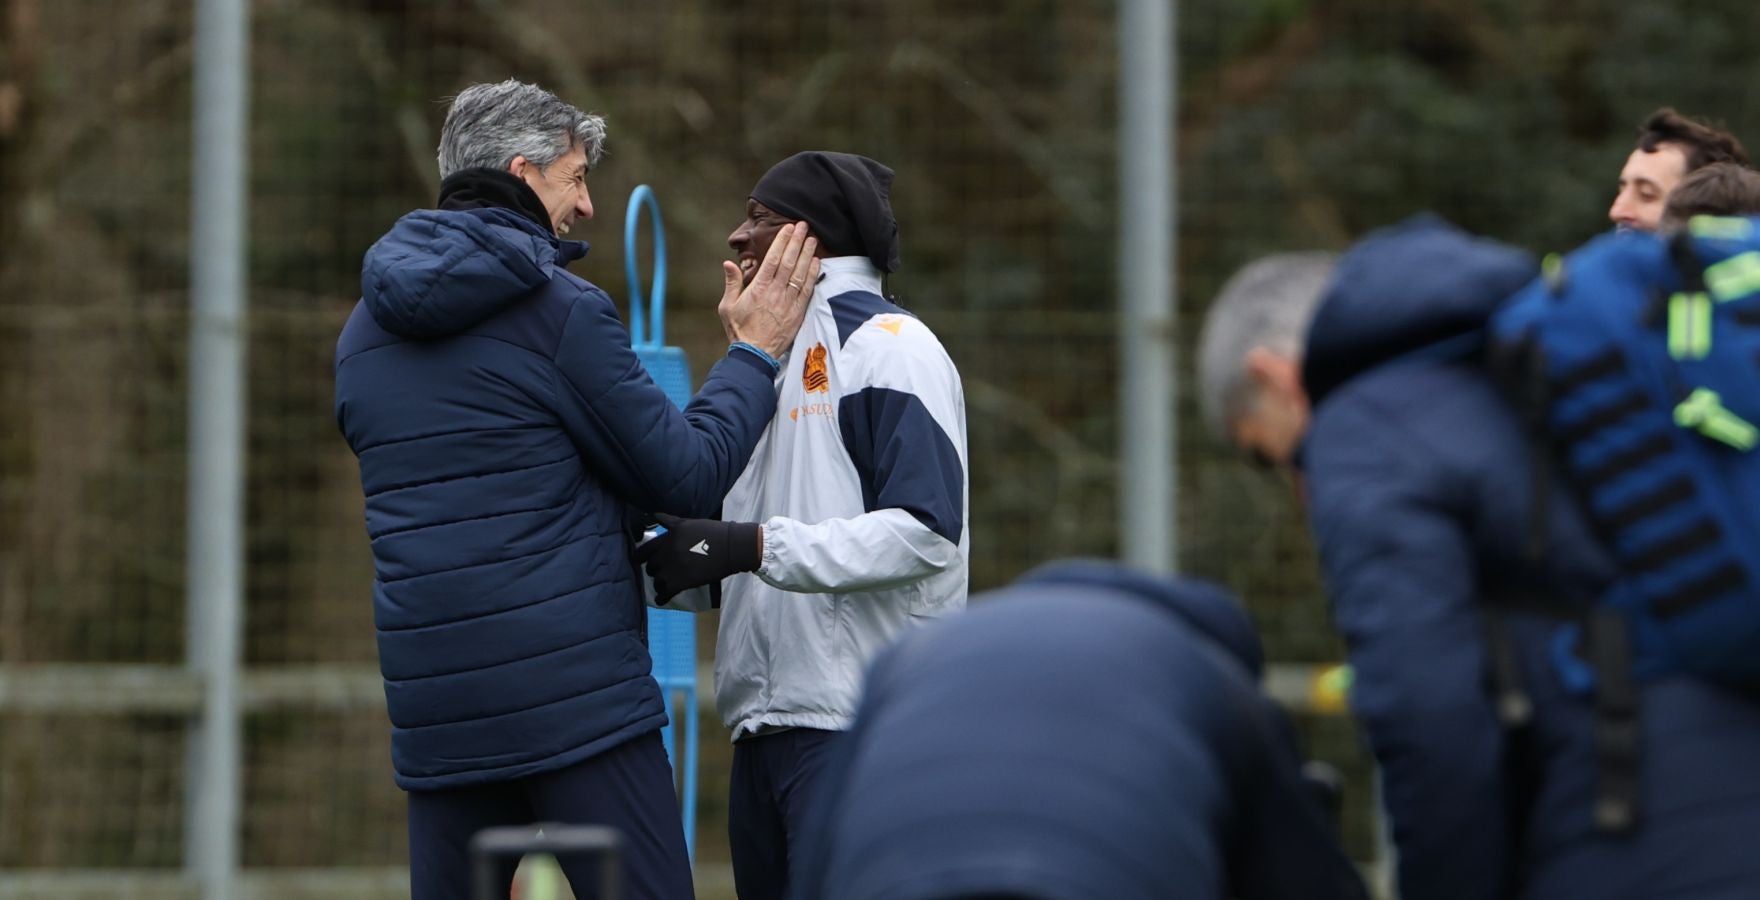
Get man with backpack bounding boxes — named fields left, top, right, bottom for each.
left=1196, top=216, right=1760, bottom=899
left=1659, top=162, right=1760, bottom=230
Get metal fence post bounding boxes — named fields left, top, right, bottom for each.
left=185, top=0, right=250, bottom=896
left=1118, top=0, right=1177, bottom=573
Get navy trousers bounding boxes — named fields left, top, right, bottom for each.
left=406, top=730, right=693, bottom=900
left=728, top=728, right=842, bottom=900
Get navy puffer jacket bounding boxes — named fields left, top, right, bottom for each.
left=1301, top=215, right=1760, bottom=899
left=334, top=174, right=778, bottom=790
left=791, top=562, right=1367, bottom=900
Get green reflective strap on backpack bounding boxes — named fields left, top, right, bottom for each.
left=1543, top=252, right=1567, bottom=295
left=1704, top=250, right=1760, bottom=302
left=1675, top=387, right=1760, bottom=451
left=1668, top=292, right=1712, bottom=360
left=1689, top=215, right=1756, bottom=242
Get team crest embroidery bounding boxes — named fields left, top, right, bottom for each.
left=803, top=342, right=830, bottom=393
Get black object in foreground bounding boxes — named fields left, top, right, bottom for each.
left=470, top=824, right=621, bottom=900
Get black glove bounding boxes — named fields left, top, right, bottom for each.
left=634, top=513, right=763, bottom=604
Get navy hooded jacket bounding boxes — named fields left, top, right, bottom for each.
left=334, top=176, right=779, bottom=790
left=1300, top=215, right=1760, bottom=899
left=789, top=561, right=1368, bottom=900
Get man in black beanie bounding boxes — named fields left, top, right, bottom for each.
left=733, top=150, right=902, bottom=277
left=635, top=151, right=969, bottom=900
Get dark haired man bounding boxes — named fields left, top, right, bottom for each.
left=1659, top=162, right=1760, bottom=230
left=1610, top=107, right=1750, bottom=232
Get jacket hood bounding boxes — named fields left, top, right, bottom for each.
left=1301, top=213, right=1537, bottom=410
left=360, top=206, right=589, bottom=339
left=1017, top=560, right=1264, bottom=679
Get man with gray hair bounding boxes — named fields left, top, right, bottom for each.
left=1195, top=252, right=1335, bottom=470
left=334, top=79, right=821, bottom=900
left=1197, top=216, right=1760, bottom=900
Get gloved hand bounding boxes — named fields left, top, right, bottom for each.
left=635, top=513, right=763, bottom=604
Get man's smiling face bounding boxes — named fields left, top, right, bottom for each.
left=511, top=141, right=594, bottom=236
left=1609, top=143, right=1689, bottom=232
left=727, top=199, right=794, bottom=286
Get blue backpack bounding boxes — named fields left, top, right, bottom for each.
left=1491, top=217, right=1760, bottom=691
left=1488, top=216, right=1760, bottom=832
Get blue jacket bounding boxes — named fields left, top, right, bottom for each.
left=334, top=195, right=778, bottom=790
left=1300, top=215, right=1760, bottom=899
left=790, top=562, right=1367, bottom=900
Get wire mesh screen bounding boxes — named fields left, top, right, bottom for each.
left=1, top=0, right=200, bottom=873
left=0, top=714, right=187, bottom=868
left=0, top=0, right=194, bottom=666
left=4, top=0, right=1760, bottom=895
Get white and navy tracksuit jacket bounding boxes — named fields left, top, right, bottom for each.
left=715, top=256, right=969, bottom=740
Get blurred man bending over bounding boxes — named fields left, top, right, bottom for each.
left=791, top=561, right=1369, bottom=900
left=1198, top=221, right=1760, bottom=899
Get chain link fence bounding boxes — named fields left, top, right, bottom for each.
left=4, top=0, right=1759, bottom=896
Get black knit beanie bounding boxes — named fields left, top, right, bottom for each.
left=750, top=151, right=901, bottom=273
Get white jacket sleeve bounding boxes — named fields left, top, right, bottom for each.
left=757, top=508, right=960, bottom=593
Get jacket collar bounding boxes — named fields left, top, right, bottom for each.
left=436, top=167, right=589, bottom=263
left=813, top=256, right=884, bottom=299
left=1015, top=560, right=1265, bottom=679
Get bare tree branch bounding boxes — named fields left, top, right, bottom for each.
left=346, top=13, right=443, bottom=199
left=964, top=376, right=1114, bottom=547
left=28, top=39, right=192, bottom=184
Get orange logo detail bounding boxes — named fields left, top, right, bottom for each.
left=802, top=342, right=829, bottom=394
left=874, top=315, right=904, bottom=335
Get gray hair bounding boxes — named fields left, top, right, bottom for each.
left=1195, top=252, right=1337, bottom=438
left=437, top=79, right=607, bottom=178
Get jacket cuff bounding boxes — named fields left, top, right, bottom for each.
left=730, top=522, right=764, bottom=573
left=727, top=342, right=782, bottom=376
